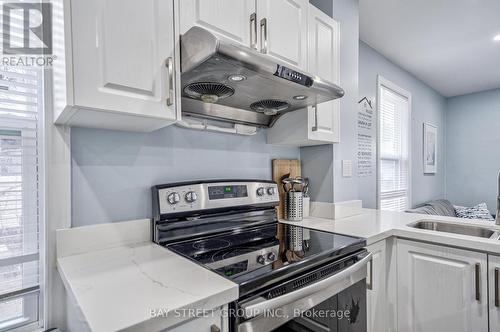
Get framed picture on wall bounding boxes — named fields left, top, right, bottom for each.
left=423, top=123, right=437, bottom=174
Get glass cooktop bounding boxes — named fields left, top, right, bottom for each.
left=167, top=223, right=366, bottom=296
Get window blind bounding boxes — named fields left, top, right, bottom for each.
left=378, top=83, right=410, bottom=212
left=0, top=65, right=42, bottom=330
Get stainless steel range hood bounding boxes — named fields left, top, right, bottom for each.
left=180, top=26, right=344, bottom=127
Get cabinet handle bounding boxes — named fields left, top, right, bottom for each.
left=260, top=18, right=267, bottom=53
left=475, top=263, right=480, bottom=302
left=311, top=105, right=318, bottom=132
left=166, top=57, right=174, bottom=106
left=367, top=256, right=373, bottom=290
left=250, top=13, right=257, bottom=50
left=210, top=324, right=221, bottom=332
left=495, top=268, right=499, bottom=307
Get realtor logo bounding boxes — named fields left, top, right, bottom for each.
left=2, top=2, right=52, bottom=55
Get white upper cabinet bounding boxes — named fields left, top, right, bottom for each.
left=308, top=6, right=339, bottom=84
left=53, top=0, right=180, bottom=132
left=267, top=4, right=340, bottom=146
left=180, top=0, right=308, bottom=71
left=179, top=0, right=256, bottom=48
left=306, top=5, right=340, bottom=143
left=256, top=0, right=308, bottom=69
left=397, top=239, right=488, bottom=332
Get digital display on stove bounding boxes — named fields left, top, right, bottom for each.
left=208, top=185, right=248, bottom=200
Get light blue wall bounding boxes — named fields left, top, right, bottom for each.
left=359, top=41, right=447, bottom=208
left=69, top=1, right=338, bottom=227
left=71, top=126, right=299, bottom=226
left=332, top=0, right=360, bottom=202
left=70, top=1, right=453, bottom=227
left=300, top=145, right=334, bottom=202
left=446, top=88, right=500, bottom=213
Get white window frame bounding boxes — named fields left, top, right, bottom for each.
left=42, top=58, right=72, bottom=332
left=376, top=75, right=412, bottom=210
left=0, top=0, right=71, bottom=330
left=0, top=67, right=45, bottom=332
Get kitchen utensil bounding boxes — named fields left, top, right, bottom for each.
left=291, top=178, right=304, bottom=192
left=272, top=160, right=301, bottom=220
left=303, top=177, right=310, bottom=197
left=282, top=178, right=294, bottom=192
left=280, top=173, right=291, bottom=192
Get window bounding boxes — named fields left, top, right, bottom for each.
left=0, top=65, right=43, bottom=330
left=377, top=76, right=411, bottom=212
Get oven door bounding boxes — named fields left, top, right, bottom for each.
left=237, top=251, right=371, bottom=332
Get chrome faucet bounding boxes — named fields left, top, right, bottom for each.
left=497, top=170, right=500, bottom=225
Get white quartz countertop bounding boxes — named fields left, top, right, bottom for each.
left=280, top=208, right=500, bottom=253
left=57, top=210, right=500, bottom=332
left=56, top=220, right=238, bottom=332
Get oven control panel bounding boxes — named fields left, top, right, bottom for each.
left=155, top=181, right=279, bottom=216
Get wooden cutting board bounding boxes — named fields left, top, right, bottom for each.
left=272, top=159, right=301, bottom=219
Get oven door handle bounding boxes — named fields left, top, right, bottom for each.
left=241, top=252, right=372, bottom=319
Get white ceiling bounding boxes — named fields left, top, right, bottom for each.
left=359, top=0, right=500, bottom=97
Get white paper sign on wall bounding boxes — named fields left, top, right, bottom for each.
left=357, top=97, right=374, bottom=177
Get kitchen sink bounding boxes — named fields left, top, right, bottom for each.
left=408, top=220, right=500, bottom=239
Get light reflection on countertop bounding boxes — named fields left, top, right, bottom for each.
left=280, top=208, right=500, bottom=253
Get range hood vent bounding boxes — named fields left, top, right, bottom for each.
left=184, top=82, right=235, bottom=103
left=180, top=27, right=345, bottom=128
left=250, top=100, right=290, bottom=115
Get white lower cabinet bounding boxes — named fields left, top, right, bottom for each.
left=167, top=307, right=226, bottom=332
left=396, top=239, right=488, bottom=332
left=489, top=255, right=500, bottom=331
left=366, top=240, right=387, bottom=332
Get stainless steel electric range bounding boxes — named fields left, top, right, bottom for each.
left=152, top=180, right=371, bottom=332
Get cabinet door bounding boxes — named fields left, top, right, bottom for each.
left=257, top=0, right=308, bottom=70
left=307, top=103, right=340, bottom=143
left=489, top=255, right=500, bottom=331
left=366, top=240, right=387, bottom=332
left=307, top=5, right=340, bottom=143
left=71, top=0, right=178, bottom=122
left=397, top=239, right=488, bottom=332
left=179, top=0, right=256, bottom=47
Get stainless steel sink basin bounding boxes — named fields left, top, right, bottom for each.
left=408, top=220, right=500, bottom=239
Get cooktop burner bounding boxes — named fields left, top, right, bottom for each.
left=211, top=246, right=260, bottom=262
left=167, top=223, right=366, bottom=296
left=192, top=238, right=231, bottom=251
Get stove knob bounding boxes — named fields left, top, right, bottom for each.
left=257, top=255, right=266, bottom=265
left=267, top=252, right=276, bottom=261
left=167, top=192, right=180, bottom=205
left=267, top=187, right=275, bottom=195
left=185, top=191, right=197, bottom=203
left=256, top=187, right=265, bottom=196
